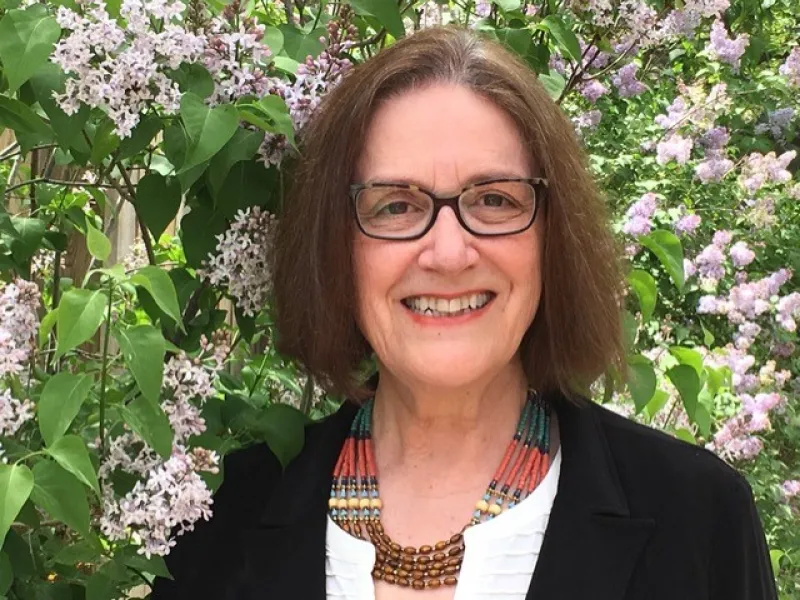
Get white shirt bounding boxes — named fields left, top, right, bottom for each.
left=325, top=445, right=562, bottom=599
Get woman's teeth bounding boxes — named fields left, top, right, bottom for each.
left=402, top=292, right=494, bottom=317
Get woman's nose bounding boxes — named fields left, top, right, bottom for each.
left=417, top=206, right=478, bottom=273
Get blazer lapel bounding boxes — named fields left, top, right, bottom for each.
left=526, top=393, right=655, bottom=600
left=235, top=400, right=359, bottom=600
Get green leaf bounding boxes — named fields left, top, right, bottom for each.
left=9, top=216, right=45, bottom=261
left=627, top=270, right=657, bottom=321
left=668, top=346, right=703, bottom=375
left=538, top=72, right=566, bottom=100
left=0, top=551, right=12, bottom=594
left=30, top=460, right=91, bottom=537
left=272, top=55, right=299, bottom=75
left=130, top=266, right=182, bottom=326
left=38, top=372, right=93, bottom=446
left=26, top=63, right=90, bottom=151
left=119, top=395, right=173, bottom=459
left=171, top=63, right=215, bottom=99
left=113, top=325, right=165, bottom=403
left=0, top=6, right=61, bottom=92
left=179, top=205, right=227, bottom=268
left=254, top=403, right=306, bottom=468
left=0, top=464, right=34, bottom=548
left=55, top=288, right=107, bottom=358
left=89, top=118, right=121, bottom=165
left=627, top=354, right=656, bottom=412
left=539, top=15, right=581, bottom=61
left=494, top=28, right=533, bottom=58
left=278, top=25, right=325, bottom=62
left=86, top=225, right=111, bottom=262
left=117, top=549, right=172, bottom=579
left=0, top=94, right=51, bottom=136
left=135, top=173, right=182, bottom=240
left=46, top=435, right=100, bottom=495
left=347, top=0, right=405, bottom=38
left=263, top=26, right=284, bottom=55
left=53, top=540, right=100, bottom=564
left=178, top=92, right=239, bottom=173
left=495, top=0, right=522, bottom=9
left=673, top=428, right=696, bottom=444
left=667, top=365, right=701, bottom=421
left=208, top=128, right=264, bottom=195
left=639, top=230, right=685, bottom=291
left=118, top=113, right=162, bottom=159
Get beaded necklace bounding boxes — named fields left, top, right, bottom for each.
left=328, top=390, right=552, bottom=591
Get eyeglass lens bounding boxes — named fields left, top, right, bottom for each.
left=355, top=181, right=537, bottom=239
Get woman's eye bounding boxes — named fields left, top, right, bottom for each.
left=480, top=193, right=511, bottom=207
left=378, top=201, right=414, bottom=215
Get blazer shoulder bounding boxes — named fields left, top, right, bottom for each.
left=587, top=401, right=750, bottom=513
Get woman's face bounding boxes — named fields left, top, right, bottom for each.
left=353, top=83, right=545, bottom=389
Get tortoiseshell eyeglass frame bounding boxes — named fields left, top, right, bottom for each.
left=349, top=177, right=549, bottom=241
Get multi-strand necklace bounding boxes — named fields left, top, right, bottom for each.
left=328, top=390, right=552, bottom=591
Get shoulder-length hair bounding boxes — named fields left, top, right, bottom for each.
left=271, top=25, right=624, bottom=401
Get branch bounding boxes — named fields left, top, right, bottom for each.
left=282, top=0, right=295, bottom=25
left=3, top=177, right=119, bottom=195
left=114, top=159, right=157, bottom=266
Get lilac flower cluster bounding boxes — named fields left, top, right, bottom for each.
left=754, top=107, right=795, bottom=142
left=100, top=335, right=229, bottom=556
left=0, top=279, right=40, bottom=377
left=573, top=109, right=602, bottom=132
left=779, top=47, right=800, bottom=87
left=776, top=293, right=800, bottom=332
left=51, top=0, right=206, bottom=137
left=622, top=193, right=658, bottom=237
left=611, top=63, right=647, bottom=97
left=258, top=15, right=355, bottom=165
left=729, top=241, right=755, bottom=268
left=656, top=134, right=694, bottom=165
left=101, top=445, right=219, bottom=557
left=475, top=1, right=492, bottom=17
left=580, top=79, right=609, bottom=103
left=706, top=20, right=749, bottom=71
left=782, top=480, right=800, bottom=503
left=202, top=1, right=272, bottom=105
left=674, top=213, right=702, bottom=236
left=708, top=391, right=784, bottom=460
left=739, top=151, right=796, bottom=194
left=202, top=206, right=277, bottom=317
left=695, top=126, right=734, bottom=183
left=0, top=388, right=34, bottom=437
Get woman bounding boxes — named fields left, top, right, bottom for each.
left=153, top=26, right=777, bottom=600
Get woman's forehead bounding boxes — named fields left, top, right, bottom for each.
left=355, top=84, right=532, bottom=185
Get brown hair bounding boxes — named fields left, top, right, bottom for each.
left=271, top=25, right=624, bottom=400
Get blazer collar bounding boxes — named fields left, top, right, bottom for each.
left=236, top=392, right=654, bottom=599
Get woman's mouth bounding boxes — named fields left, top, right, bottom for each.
left=401, top=292, right=496, bottom=318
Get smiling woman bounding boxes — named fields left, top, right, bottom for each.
left=152, top=25, right=777, bottom=600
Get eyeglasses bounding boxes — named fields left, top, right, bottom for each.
left=350, top=177, right=548, bottom=241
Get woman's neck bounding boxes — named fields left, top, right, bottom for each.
left=370, top=363, right=530, bottom=490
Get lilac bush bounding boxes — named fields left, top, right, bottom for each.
left=0, top=0, right=798, bottom=597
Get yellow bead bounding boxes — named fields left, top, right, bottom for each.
left=348, top=497, right=360, bottom=508
left=360, top=498, right=371, bottom=509
left=328, top=498, right=338, bottom=509
left=371, top=498, right=383, bottom=509
left=488, top=503, right=502, bottom=516
left=337, top=498, right=348, bottom=509
left=476, top=500, right=489, bottom=512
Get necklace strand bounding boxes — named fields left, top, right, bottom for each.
left=329, top=391, right=552, bottom=591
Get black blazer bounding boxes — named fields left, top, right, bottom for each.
left=152, top=392, right=778, bottom=599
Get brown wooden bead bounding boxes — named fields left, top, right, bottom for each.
left=383, top=565, right=393, bottom=574
left=398, top=578, right=410, bottom=587
left=432, top=561, right=444, bottom=569
left=390, top=542, right=401, bottom=552
left=433, top=552, right=446, bottom=561
left=389, top=550, right=400, bottom=560
left=403, top=546, right=417, bottom=555
left=396, top=569, right=409, bottom=578
left=448, top=546, right=461, bottom=556
left=428, top=569, right=441, bottom=577
left=384, top=574, right=396, bottom=584
left=417, top=556, right=430, bottom=564
left=444, top=565, right=458, bottom=575
left=444, top=576, right=458, bottom=586
left=419, top=545, right=433, bottom=553
left=412, top=580, right=425, bottom=590
left=446, top=557, right=461, bottom=566
left=434, top=541, right=447, bottom=551
left=449, top=533, right=463, bottom=544
left=427, top=580, right=441, bottom=588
